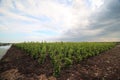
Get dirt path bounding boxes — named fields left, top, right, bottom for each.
left=0, top=45, right=120, bottom=80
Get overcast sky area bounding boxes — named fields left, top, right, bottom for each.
left=0, top=0, right=120, bottom=43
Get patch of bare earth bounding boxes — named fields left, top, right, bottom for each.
left=0, top=45, right=120, bottom=80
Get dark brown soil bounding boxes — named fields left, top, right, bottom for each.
left=0, top=45, right=120, bottom=80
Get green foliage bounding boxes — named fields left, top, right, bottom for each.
left=63, top=57, right=73, bottom=67
left=13, top=42, right=116, bottom=77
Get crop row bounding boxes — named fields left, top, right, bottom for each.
left=13, top=42, right=116, bottom=77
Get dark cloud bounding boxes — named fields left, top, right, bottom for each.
left=61, top=0, right=120, bottom=41
left=89, top=0, right=120, bottom=40
left=90, top=0, right=120, bottom=28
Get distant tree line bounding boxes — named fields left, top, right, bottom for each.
left=0, top=43, right=11, bottom=46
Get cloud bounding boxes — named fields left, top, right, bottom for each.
left=0, top=0, right=74, bottom=32
left=0, top=0, right=120, bottom=42
left=88, top=0, right=120, bottom=41
left=60, top=0, right=120, bottom=41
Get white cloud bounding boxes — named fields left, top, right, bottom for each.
left=0, top=0, right=120, bottom=42
left=0, top=0, right=92, bottom=33
left=90, top=0, right=104, bottom=10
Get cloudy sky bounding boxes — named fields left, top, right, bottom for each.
left=0, top=0, right=120, bottom=42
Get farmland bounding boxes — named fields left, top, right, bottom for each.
left=0, top=42, right=120, bottom=80
left=13, top=42, right=116, bottom=76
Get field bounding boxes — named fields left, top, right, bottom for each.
left=0, top=42, right=120, bottom=80
left=13, top=42, right=116, bottom=76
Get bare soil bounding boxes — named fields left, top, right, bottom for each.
left=0, top=45, right=120, bottom=80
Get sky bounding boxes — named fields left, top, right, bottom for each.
left=0, top=0, right=120, bottom=42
